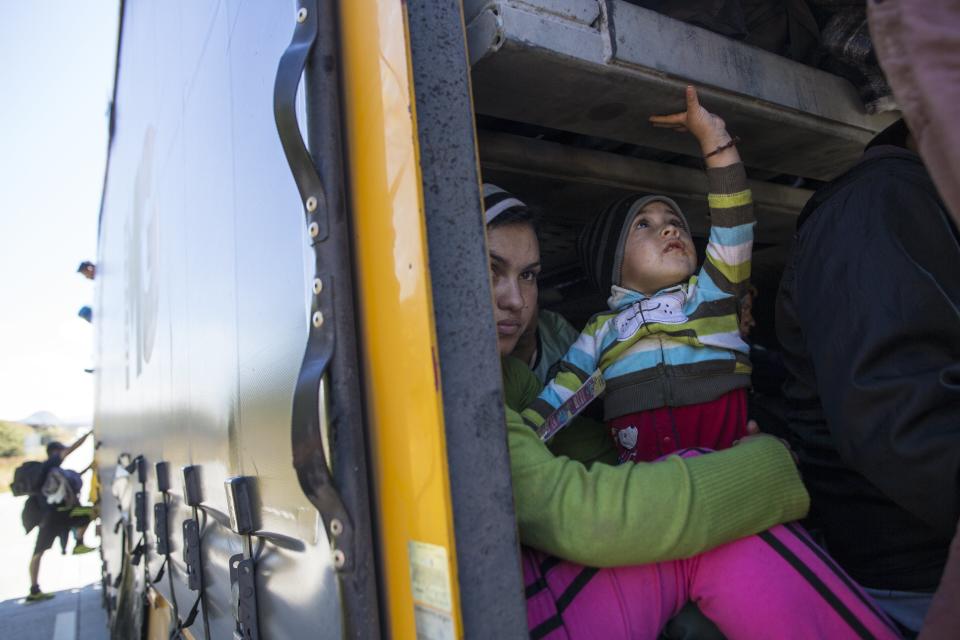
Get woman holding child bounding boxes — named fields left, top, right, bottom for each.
left=486, top=87, right=900, bottom=638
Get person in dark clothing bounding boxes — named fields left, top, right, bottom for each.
left=23, top=432, right=92, bottom=602
left=776, top=120, right=960, bottom=634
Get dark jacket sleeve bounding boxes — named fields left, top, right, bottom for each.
left=794, top=168, right=960, bottom=536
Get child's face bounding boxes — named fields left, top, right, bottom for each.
left=620, top=201, right=696, bottom=296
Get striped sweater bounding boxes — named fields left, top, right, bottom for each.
left=523, top=164, right=754, bottom=427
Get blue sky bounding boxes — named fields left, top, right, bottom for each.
left=0, top=3, right=119, bottom=424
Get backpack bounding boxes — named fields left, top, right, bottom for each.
left=42, top=468, right=81, bottom=508
left=62, top=468, right=83, bottom=494
left=12, top=461, right=45, bottom=497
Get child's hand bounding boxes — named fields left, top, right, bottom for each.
left=649, top=86, right=740, bottom=168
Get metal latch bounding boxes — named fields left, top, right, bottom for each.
left=136, top=455, right=147, bottom=484
left=225, top=476, right=257, bottom=535
left=154, top=502, right=169, bottom=556
left=134, top=490, right=147, bottom=533
left=230, top=555, right=259, bottom=640
left=226, top=476, right=260, bottom=640
left=182, top=518, right=202, bottom=591
left=155, top=461, right=171, bottom=493
left=176, top=464, right=209, bottom=639
left=182, top=464, right=203, bottom=507
left=154, top=461, right=171, bottom=561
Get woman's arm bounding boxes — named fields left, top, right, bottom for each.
left=503, top=357, right=808, bottom=567
left=509, top=407, right=807, bottom=567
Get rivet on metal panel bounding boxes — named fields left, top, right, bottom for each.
left=296, top=7, right=308, bottom=23
left=308, top=221, right=319, bottom=238
left=330, top=518, right=343, bottom=536
left=312, top=278, right=323, bottom=295
left=312, top=311, right=324, bottom=328
left=332, top=549, right=346, bottom=569
left=305, top=195, right=318, bottom=212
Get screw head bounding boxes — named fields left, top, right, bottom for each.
left=332, top=549, right=346, bottom=569
left=330, top=518, right=343, bottom=536
left=296, top=7, right=308, bottom=23
left=305, top=195, right=317, bottom=212
left=308, top=222, right=319, bottom=238
left=312, top=278, right=323, bottom=295
left=312, top=311, right=324, bottom=328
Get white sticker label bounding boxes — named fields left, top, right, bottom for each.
left=414, top=604, right=455, bottom=640
left=408, top=541, right=454, bottom=628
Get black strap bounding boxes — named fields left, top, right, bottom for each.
left=160, top=492, right=180, bottom=621
left=783, top=523, right=901, bottom=637
left=149, top=556, right=167, bottom=584
left=170, top=594, right=203, bottom=640
left=131, top=537, right=145, bottom=566
left=528, top=566, right=598, bottom=639
left=758, top=530, right=874, bottom=639
left=181, top=594, right=202, bottom=631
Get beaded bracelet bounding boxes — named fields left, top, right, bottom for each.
left=704, top=135, right=741, bottom=158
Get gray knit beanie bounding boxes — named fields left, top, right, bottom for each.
left=482, top=183, right=530, bottom=226
left=577, top=194, right=689, bottom=294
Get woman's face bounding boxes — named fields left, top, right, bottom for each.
left=487, top=222, right=540, bottom=356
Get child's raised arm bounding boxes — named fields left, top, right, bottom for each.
left=649, top=85, right=741, bottom=169
left=651, top=86, right=753, bottom=299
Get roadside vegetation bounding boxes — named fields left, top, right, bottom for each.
left=0, top=421, right=70, bottom=492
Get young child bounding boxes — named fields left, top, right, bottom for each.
left=522, top=86, right=754, bottom=463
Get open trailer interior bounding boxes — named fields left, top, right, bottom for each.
left=94, top=2, right=897, bottom=638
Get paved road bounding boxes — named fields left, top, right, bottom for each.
left=0, top=582, right=107, bottom=640
left=0, top=488, right=108, bottom=640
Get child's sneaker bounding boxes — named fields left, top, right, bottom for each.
left=25, top=586, right=54, bottom=603
left=72, top=543, right=96, bottom=555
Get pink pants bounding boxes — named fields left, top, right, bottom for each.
left=523, top=522, right=900, bottom=639
left=525, top=447, right=900, bottom=638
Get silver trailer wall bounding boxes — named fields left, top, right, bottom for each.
left=96, top=3, right=343, bottom=636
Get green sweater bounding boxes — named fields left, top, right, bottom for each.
left=502, top=356, right=809, bottom=567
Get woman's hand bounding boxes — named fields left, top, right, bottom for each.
left=649, top=85, right=741, bottom=168
left=734, top=420, right=799, bottom=465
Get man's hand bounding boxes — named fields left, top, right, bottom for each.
left=649, top=85, right=741, bottom=168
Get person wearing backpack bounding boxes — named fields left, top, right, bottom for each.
left=21, top=431, right=93, bottom=602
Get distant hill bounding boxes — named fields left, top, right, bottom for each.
left=19, top=410, right=65, bottom=427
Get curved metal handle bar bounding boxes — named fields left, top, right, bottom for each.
left=274, top=1, right=328, bottom=241
left=273, top=0, right=353, bottom=572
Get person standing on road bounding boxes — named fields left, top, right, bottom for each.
left=22, top=431, right=93, bottom=602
